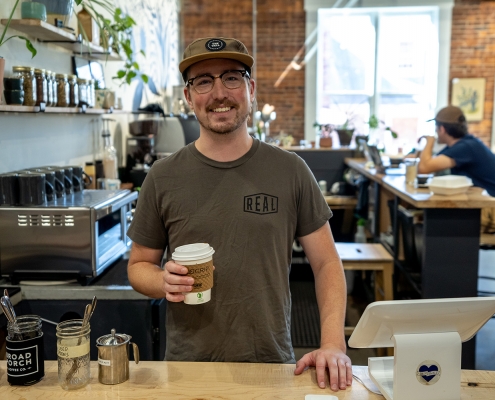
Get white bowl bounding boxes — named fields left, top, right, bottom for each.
left=428, top=175, right=472, bottom=188
left=428, top=184, right=472, bottom=195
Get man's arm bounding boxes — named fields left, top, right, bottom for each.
left=293, top=222, right=352, bottom=392
left=418, top=136, right=456, bottom=174
left=127, top=242, right=195, bottom=301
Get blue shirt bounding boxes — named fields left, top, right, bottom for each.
left=439, top=134, right=495, bottom=196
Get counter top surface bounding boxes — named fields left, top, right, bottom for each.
left=346, top=158, right=495, bottom=208
left=0, top=258, right=150, bottom=301
left=1, top=361, right=494, bottom=399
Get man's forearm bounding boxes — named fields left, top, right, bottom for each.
left=314, top=260, right=347, bottom=351
left=128, top=261, right=166, bottom=299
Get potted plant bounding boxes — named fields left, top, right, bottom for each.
left=75, top=0, right=148, bottom=86
left=334, top=118, right=354, bottom=147
left=368, top=114, right=398, bottom=139
left=0, top=0, right=37, bottom=102
left=313, top=122, right=333, bottom=148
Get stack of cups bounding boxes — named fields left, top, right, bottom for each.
left=172, top=243, right=215, bottom=305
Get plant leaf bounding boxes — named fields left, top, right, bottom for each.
left=141, top=74, right=149, bottom=84
left=16, top=36, right=37, bottom=58
left=116, top=70, right=126, bottom=79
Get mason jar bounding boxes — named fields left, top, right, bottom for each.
left=51, top=72, right=58, bottom=107
left=46, top=70, right=54, bottom=106
left=56, top=319, right=91, bottom=390
left=12, top=66, right=37, bottom=106
left=88, top=79, right=95, bottom=108
left=55, top=73, right=70, bottom=107
left=34, top=68, right=48, bottom=106
left=6, top=315, right=45, bottom=386
left=77, top=78, right=89, bottom=107
left=68, top=75, right=79, bottom=107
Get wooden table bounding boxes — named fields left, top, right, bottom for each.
left=1, top=361, right=494, bottom=399
left=346, top=158, right=495, bottom=369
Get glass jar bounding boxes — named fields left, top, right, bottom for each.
left=68, top=75, right=79, bottom=107
left=6, top=315, right=45, bottom=386
left=56, top=319, right=91, bottom=390
left=34, top=68, right=48, bottom=106
left=77, top=78, right=89, bottom=107
left=12, top=66, right=37, bottom=106
left=51, top=72, right=58, bottom=107
left=56, top=73, right=70, bottom=107
left=88, top=79, right=95, bottom=108
left=46, top=70, right=54, bottom=107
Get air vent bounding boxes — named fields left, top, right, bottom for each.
left=17, top=214, right=76, bottom=227
left=53, top=215, right=64, bottom=226
left=30, top=215, right=40, bottom=226
left=18, top=215, right=28, bottom=226
left=41, top=215, right=51, bottom=226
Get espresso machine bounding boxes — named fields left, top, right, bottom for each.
left=125, top=113, right=200, bottom=187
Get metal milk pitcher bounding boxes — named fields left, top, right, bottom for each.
left=96, top=328, right=139, bottom=385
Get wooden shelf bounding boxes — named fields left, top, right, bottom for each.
left=0, top=105, right=127, bottom=115
left=0, top=19, right=122, bottom=61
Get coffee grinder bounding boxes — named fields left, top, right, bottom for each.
left=125, top=113, right=160, bottom=187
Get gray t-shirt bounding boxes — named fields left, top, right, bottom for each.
left=127, top=139, right=332, bottom=363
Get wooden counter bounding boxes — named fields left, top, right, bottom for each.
left=345, top=159, right=495, bottom=209
left=1, top=361, right=494, bottom=399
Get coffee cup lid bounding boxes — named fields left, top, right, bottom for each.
left=172, top=243, right=215, bottom=261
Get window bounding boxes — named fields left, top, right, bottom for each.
left=316, top=7, right=440, bottom=153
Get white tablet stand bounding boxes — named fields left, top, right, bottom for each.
left=348, top=297, right=495, bottom=400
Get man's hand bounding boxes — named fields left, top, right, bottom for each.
left=163, top=260, right=194, bottom=302
left=294, top=345, right=352, bottom=391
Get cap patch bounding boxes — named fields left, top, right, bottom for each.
left=205, top=39, right=226, bottom=52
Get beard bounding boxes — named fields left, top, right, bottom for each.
left=198, top=102, right=251, bottom=135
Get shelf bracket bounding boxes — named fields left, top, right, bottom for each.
left=38, top=34, right=82, bottom=45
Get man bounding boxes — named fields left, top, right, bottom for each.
left=127, top=37, right=352, bottom=391
left=418, top=105, right=495, bottom=232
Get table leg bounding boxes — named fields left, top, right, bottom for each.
left=422, top=208, right=480, bottom=369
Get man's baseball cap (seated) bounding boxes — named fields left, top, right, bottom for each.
left=427, top=105, right=466, bottom=124
left=179, top=37, right=255, bottom=75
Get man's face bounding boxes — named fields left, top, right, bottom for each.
left=436, top=124, right=447, bottom=144
left=183, top=58, right=255, bottom=136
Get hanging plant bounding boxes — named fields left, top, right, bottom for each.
left=75, top=0, right=148, bottom=85
left=0, top=0, right=37, bottom=57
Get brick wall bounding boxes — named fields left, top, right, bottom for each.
left=181, top=1, right=494, bottom=146
left=451, top=0, right=495, bottom=147
left=181, top=0, right=306, bottom=142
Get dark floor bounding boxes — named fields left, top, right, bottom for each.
left=291, top=248, right=495, bottom=369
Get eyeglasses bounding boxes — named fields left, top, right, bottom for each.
left=187, top=70, right=250, bottom=94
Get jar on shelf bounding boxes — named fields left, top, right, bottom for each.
left=46, top=70, right=54, bottom=107
left=56, top=319, right=91, bottom=390
left=6, top=315, right=45, bottom=385
left=68, top=75, right=79, bottom=107
left=12, top=66, right=37, bottom=106
left=55, top=73, right=70, bottom=107
left=88, top=79, right=95, bottom=108
left=51, top=72, right=58, bottom=107
left=77, top=78, right=89, bottom=107
left=34, top=68, right=48, bottom=106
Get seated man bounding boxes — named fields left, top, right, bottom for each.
left=418, top=105, right=495, bottom=233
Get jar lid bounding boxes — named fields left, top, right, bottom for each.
left=34, top=68, right=46, bottom=74
left=55, top=73, right=68, bottom=79
left=68, top=74, right=77, bottom=80
left=77, top=78, right=88, bottom=84
left=96, top=328, right=131, bottom=346
left=13, top=66, right=34, bottom=72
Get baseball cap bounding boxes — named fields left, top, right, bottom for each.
left=427, top=105, right=466, bottom=124
left=179, top=37, right=254, bottom=75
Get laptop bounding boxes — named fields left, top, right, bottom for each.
left=366, top=144, right=405, bottom=175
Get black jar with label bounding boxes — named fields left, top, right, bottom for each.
left=6, top=315, right=45, bottom=386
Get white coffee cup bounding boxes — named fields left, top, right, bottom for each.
left=172, top=243, right=215, bottom=305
